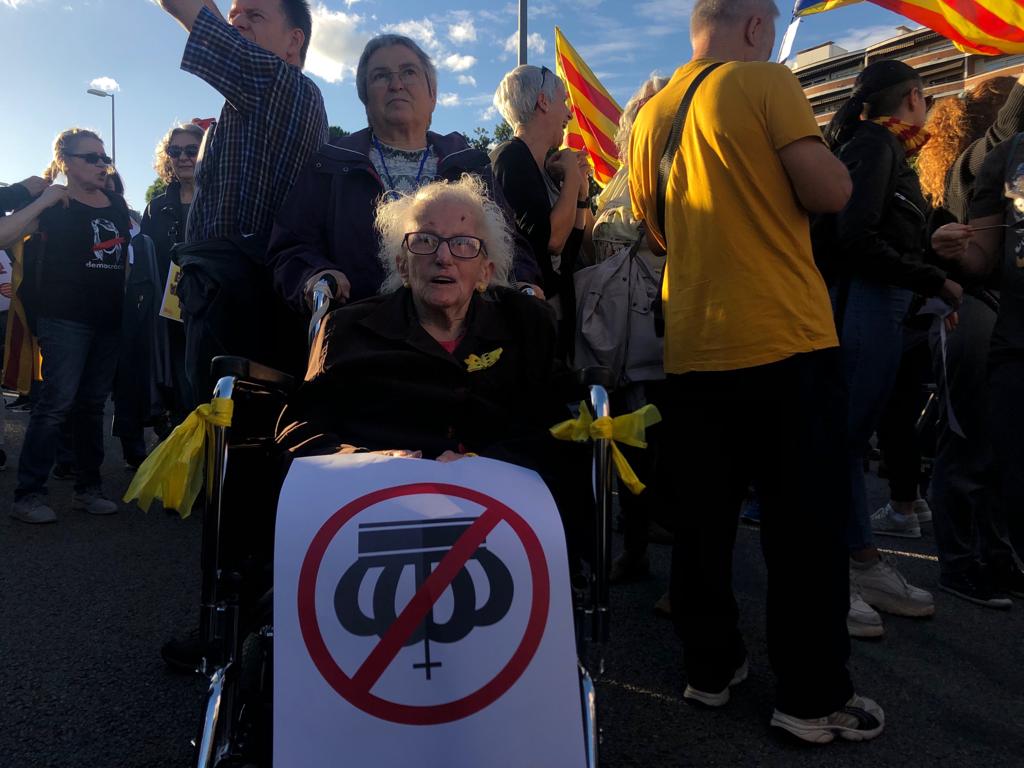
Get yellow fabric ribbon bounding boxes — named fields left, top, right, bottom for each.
left=123, top=397, right=234, bottom=519
left=550, top=402, right=662, bottom=495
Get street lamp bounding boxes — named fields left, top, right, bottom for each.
left=86, top=88, right=116, bottom=168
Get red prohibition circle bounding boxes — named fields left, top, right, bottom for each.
left=297, top=482, right=551, bottom=725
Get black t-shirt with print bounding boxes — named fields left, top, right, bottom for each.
left=37, top=195, right=130, bottom=329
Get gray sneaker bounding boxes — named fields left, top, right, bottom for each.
left=912, top=498, right=933, bottom=524
left=848, top=588, right=884, bottom=638
left=771, top=694, right=885, bottom=744
left=73, top=488, right=118, bottom=516
left=11, top=494, right=57, bottom=524
left=851, top=555, right=935, bottom=617
left=870, top=503, right=921, bottom=538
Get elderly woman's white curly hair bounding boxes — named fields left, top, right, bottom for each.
left=375, top=175, right=514, bottom=293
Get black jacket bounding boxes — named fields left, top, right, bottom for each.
left=826, top=121, right=946, bottom=296
left=141, top=181, right=189, bottom=285
left=266, top=129, right=542, bottom=314
left=0, top=182, right=32, bottom=216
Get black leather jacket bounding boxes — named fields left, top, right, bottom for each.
left=831, top=121, right=947, bottom=296
left=141, top=181, right=188, bottom=285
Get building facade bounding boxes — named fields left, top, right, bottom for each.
left=793, top=26, right=1024, bottom=126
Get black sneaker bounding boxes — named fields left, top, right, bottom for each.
left=0, top=448, right=6, bottom=471
left=6, top=395, right=31, bottom=412
left=52, top=462, right=76, bottom=480
left=160, top=628, right=207, bottom=675
left=939, top=570, right=1012, bottom=609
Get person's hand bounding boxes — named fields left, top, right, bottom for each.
left=548, top=149, right=584, bottom=191
left=38, top=184, right=69, bottom=210
left=931, top=223, right=972, bottom=262
left=304, top=269, right=351, bottom=310
left=18, top=176, right=50, bottom=197
left=939, top=278, right=964, bottom=307
left=512, top=282, right=545, bottom=299
left=0, top=283, right=12, bottom=299
left=944, top=311, right=959, bottom=333
left=575, top=151, right=592, bottom=200
left=436, top=450, right=468, bottom=463
left=374, top=449, right=422, bottom=458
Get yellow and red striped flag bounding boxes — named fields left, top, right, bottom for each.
left=795, top=0, right=1024, bottom=55
left=554, top=27, right=622, bottom=187
left=2, top=239, right=42, bottom=394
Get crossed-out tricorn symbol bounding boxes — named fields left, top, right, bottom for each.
left=334, top=517, right=514, bottom=679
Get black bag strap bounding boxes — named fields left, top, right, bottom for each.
left=656, top=62, right=724, bottom=236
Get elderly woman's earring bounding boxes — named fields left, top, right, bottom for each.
left=476, top=283, right=487, bottom=293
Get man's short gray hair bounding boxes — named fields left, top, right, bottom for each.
left=375, top=175, right=514, bottom=294
left=356, top=34, right=438, bottom=105
left=493, top=65, right=564, bottom=131
left=691, top=0, right=779, bottom=31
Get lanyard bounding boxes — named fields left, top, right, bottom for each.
left=372, top=135, right=431, bottom=199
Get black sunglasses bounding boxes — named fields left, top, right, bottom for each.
left=403, top=232, right=485, bottom=260
left=167, top=144, right=200, bottom=159
left=68, top=152, right=112, bottom=166
left=540, top=65, right=551, bottom=92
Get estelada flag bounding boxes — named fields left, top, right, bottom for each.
left=2, top=238, right=42, bottom=394
left=554, top=27, right=622, bottom=187
left=795, top=0, right=1024, bottom=55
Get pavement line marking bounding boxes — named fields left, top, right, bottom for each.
left=602, top=678, right=682, bottom=705
left=877, top=548, right=939, bottom=562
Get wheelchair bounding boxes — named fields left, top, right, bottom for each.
left=192, top=283, right=618, bottom=768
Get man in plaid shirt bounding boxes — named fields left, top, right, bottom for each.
left=157, top=0, right=327, bottom=407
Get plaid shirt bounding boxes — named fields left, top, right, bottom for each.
left=182, top=7, right=327, bottom=244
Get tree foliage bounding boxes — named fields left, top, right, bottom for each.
left=328, top=125, right=351, bottom=142
left=145, top=178, right=168, bottom=205
left=468, top=120, right=513, bottom=151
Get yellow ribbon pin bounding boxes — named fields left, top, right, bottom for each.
left=465, top=347, right=503, bottom=372
left=123, top=397, right=234, bottom=519
left=549, top=402, right=662, bottom=495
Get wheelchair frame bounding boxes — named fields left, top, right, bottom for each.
left=193, top=284, right=616, bottom=768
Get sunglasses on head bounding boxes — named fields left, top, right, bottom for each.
left=68, top=152, right=112, bottom=166
left=540, top=65, right=551, bottom=92
left=167, top=144, right=200, bottom=160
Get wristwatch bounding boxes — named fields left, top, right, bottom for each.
left=577, top=198, right=591, bottom=209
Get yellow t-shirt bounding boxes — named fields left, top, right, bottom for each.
left=628, top=59, right=838, bottom=374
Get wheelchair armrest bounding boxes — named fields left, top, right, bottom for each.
left=577, top=366, right=616, bottom=392
left=210, top=356, right=297, bottom=394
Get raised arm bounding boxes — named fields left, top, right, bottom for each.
left=778, top=137, right=852, bottom=214
left=157, top=0, right=224, bottom=31
left=0, top=186, right=68, bottom=249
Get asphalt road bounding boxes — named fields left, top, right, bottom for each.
left=1, top=404, right=1022, bottom=767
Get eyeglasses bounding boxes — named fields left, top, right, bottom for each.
left=167, top=144, right=200, bottom=160
left=68, top=152, right=112, bottom=166
left=369, top=66, right=423, bottom=89
left=540, top=65, right=551, bottom=92
left=403, top=232, right=485, bottom=260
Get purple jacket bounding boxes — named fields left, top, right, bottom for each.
left=266, top=128, right=541, bottom=313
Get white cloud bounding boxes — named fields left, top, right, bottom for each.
left=448, top=20, right=476, bottom=44
left=479, top=105, right=499, bottom=122
left=441, top=53, right=476, bottom=72
left=438, top=92, right=461, bottom=107
left=634, top=0, right=694, bottom=19
left=383, top=18, right=441, bottom=54
left=89, top=76, right=120, bottom=93
left=834, top=25, right=913, bottom=51
left=305, top=5, right=370, bottom=84
left=504, top=32, right=546, bottom=56
left=458, top=74, right=477, bottom=87
left=1, top=0, right=32, bottom=7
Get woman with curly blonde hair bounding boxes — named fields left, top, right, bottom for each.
left=918, top=76, right=1019, bottom=221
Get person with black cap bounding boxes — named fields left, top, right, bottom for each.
left=818, top=59, right=963, bottom=638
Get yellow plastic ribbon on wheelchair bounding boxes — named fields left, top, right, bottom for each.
left=123, top=398, right=234, bottom=519
left=549, top=403, right=662, bottom=494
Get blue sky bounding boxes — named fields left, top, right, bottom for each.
left=1, top=0, right=912, bottom=211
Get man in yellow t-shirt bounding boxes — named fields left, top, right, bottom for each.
left=629, top=0, right=885, bottom=745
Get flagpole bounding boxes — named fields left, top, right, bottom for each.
left=518, top=0, right=528, bottom=65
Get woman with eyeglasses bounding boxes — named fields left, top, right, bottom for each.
left=815, top=60, right=962, bottom=635
left=141, top=122, right=204, bottom=430
left=5, top=128, right=131, bottom=524
left=278, top=175, right=584, bottom=518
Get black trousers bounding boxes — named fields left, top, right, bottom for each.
left=176, top=238, right=306, bottom=409
left=661, top=349, right=853, bottom=718
left=989, top=355, right=1024, bottom=559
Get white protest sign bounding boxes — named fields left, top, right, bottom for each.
left=275, top=453, right=586, bottom=768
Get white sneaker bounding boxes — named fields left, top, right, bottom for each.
left=851, top=555, right=935, bottom=617
left=771, top=694, right=885, bottom=744
left=870, top=503, right=921, bottom=538
left=10, top=494, right=57, bottom=524
left=72, top=489, right=118, bottom=516
left=683, top=657, right=748, bottom=707
left=912, top=498, right=932, bottom=524
left=848, top=588, right=884, bottom=638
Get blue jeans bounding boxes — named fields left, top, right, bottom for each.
left=15, top=318, right=120, bottom=497
left=833, top=278, right=913, bottom=552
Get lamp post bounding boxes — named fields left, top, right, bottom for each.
left=86, top=88, right=116, bottom=168
left=518, top=0, right=528, bottom=65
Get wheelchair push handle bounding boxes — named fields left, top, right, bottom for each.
left=308, top=275, right=336, bottom=348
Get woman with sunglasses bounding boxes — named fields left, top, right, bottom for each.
left=7, top=128, right=131, bottom=524
left=141, top=122, right=204, bottom=430
left=816, top=60, right=962, bottom=635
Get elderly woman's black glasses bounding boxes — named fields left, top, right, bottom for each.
left=403, top=232, right=485, bottom=260
left=68, top=152, right=112, bottom=166
left=167, top=144, right=200, bottom=159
